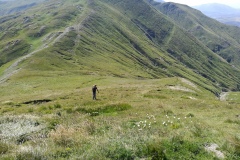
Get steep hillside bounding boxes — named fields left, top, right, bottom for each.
left=153, top=2, right=240, bottom=69
left=1, top=0, right=240, bottom=94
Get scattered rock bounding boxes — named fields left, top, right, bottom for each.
left=205, top=143, right=224, bottom=159
left=23, top=16, right=31, bottom=23
left=168, top=85, right=195, bottom=93
left=6, top=39, right=21, bottom=48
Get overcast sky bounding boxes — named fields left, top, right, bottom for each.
left=164, top=0, right=240, bottom=8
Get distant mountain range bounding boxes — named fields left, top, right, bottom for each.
left=193, top=3, right=240, bottom=27
left=0, top=0, right=45, bottom=16
left=153, top=1, right=240, bottom=27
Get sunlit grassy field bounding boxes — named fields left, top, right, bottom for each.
left=1, top=0, right=240, bottom=159
left=0, top=74, right=240, bottom=159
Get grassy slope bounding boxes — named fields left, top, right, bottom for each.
left=154, top=2, right=240, bottom=68
left=102, top=0, right=240, bottom=91
left=1, top=75, right=240, bottom=159
left=1, top=0, right=240, bottom=92
left=0, top=0, right=240, bottom=159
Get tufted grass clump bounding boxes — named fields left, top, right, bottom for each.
left=49, top=125, right=76, bottom=147
left=52, top=147, right=73, bottom=159
left=47, top=119, right=60, bottom=131
left=15, top=152, right=46, bottom=160
left=225, top=119, right=240, bottom=125
left=159, top=136, right=213, bottom=159
left=231, top=136, right=240, bottom=157
left=0, top=142, right=9, bottom=154
left=54, top=103, right=62, bottom=109
left=76, top=103, right=132, bottom=116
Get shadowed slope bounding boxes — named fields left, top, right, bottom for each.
left=101, top=0, right=240, bottom=91
left=153, top=2, right=240, bottom=68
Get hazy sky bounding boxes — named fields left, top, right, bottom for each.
left=164, top=0, right=240, bottom=8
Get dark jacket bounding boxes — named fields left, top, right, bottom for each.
left=92, top=86, right=98, bottom=93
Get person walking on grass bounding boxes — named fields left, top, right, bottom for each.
left=92, top=84, right=99, bottom=100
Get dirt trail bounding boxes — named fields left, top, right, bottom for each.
left=0, top=7, right=95, bottom=84
left=0, top=24, right=82, bottom=84
left=0, top=45, right=48, bottom=84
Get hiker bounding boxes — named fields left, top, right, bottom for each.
left=92, top=85, right=99, bottom=100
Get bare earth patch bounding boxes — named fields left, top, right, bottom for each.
left=180, top=78, right=198, bottom=89
left=219, top=92, right=228, bottom=101
left=168, top=85, right=195, bottom=93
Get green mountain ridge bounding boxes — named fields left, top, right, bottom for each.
left=153, top=2, right=240, bottom=68
left=1, top=0, right=240, bottom=94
